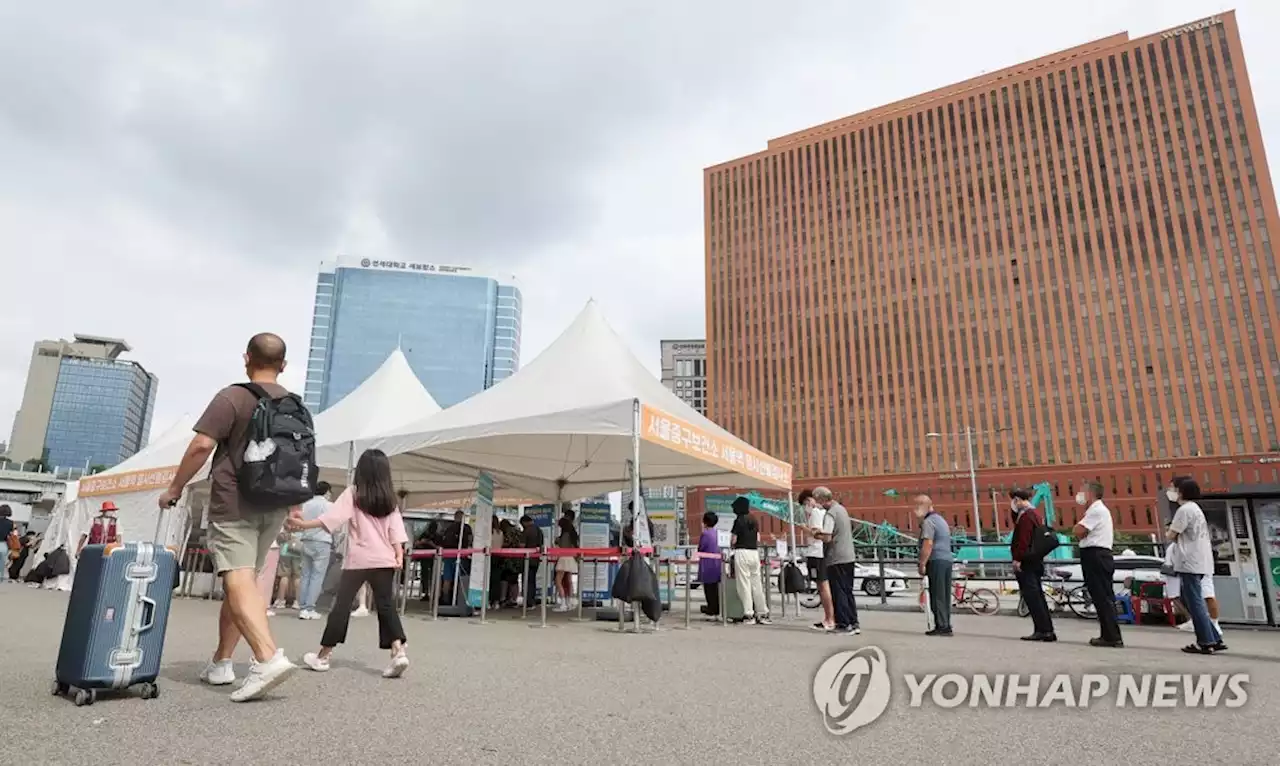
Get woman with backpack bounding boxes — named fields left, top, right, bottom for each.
left=286, top=449, right=411, bottom=678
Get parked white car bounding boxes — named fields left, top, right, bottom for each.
left=1047, top=552, right=1164, bottom=592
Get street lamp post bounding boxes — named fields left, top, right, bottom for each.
left=927, top=425, right=1011, bottom=564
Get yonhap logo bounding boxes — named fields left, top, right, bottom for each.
left=812, top=647, right=892, bottom=735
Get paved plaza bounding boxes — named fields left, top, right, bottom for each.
left=2, top=585, right=1276, bottom=765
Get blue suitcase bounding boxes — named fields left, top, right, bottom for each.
left=53, top=519, right=177, bottom=706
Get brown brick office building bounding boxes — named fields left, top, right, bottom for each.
left=702, top=13, right=1280, bottom=535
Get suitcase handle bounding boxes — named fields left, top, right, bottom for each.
left=136, top=596, right=157, bottom=633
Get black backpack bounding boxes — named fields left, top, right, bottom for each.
left=234, top=383, right=318, bottom=508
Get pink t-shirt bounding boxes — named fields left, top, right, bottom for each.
left=318, top=487, right=408, bottom=570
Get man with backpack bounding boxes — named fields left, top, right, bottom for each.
left=160, top=333, right=317, bottom=702
left=1009, top=488, right=1057, bottom=642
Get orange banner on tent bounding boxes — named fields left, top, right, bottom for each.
left=640, top=404, right=792, bottom=489
left=79, top=466, right=178, bottom=497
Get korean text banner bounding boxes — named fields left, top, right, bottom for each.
left=639, top=405, right=791, bottom=489
left=79, top=466, right=178, bottom=497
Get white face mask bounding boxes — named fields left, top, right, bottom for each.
left=1165, top=489, right=1180, bottom=503
left=1075, top=492, right=1087, bottom=506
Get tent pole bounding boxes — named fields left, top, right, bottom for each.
left=631, top=399, right=643, bottom=634
left=787, top=490, right=797, bottom=620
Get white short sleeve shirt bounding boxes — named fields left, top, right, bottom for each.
left=807, top=506, right=826, bottom=558
left=1078, top=501, right=1114, bottom=549
left=1169, top=501, right=1214, bottom=576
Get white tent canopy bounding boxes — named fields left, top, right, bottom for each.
left=343, top=300, right=792, bottom=502
left=67, top=415, right=200, bottom=547
left=314, top=347, right=441, bottom=472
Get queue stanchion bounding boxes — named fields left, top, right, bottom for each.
left=569, top=552, right=591, bottom=623
left=474, top=547, right=490, bottom=625
left=398, top=552, right=410, bottom=616
left=720, top=554, right=728, bottom=627
left=763, top=546, right=773, bottom=618
left=575, top=554, right=584, bottom=621
left=877, top=548, right=888, bottom=606
left=521, top=551, right=531, bottom=620
left=665, top=555, right=675, bottom=614
left=530, top=547, right=552, bottom=629
left=430, top=554, right=441, bottom=621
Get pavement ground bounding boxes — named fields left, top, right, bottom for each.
left=2, top=584, right=1276, bottom=765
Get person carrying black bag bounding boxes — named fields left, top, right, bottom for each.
left=1009, top=489, right=1057, bottom=642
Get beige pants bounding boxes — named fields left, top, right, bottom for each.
left=733, top=549, right=768, bottom=619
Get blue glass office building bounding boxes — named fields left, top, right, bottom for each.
left=305, top=258, right=522, bottom=412
left=44, top=356, right=158, bottom=471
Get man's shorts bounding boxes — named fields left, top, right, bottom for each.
left=1163, top=573, right=1215, bottom=600
left=277, top=555, right=300, bottom=578
left=806, top=556, right=828, bottom=583
left=209, top=509, right=291, bottom=575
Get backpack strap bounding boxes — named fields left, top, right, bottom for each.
left=234, top=382, right=272, bottom=400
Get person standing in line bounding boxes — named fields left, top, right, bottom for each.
left=290, top=449, right=411, bottom=678
left=1167, top=478, right=1227, bottom=654
left=553, top=510, right=579, bottom=612
left=1009, top=489, right=1056, bottom=642
left=914, top=495, right=953, bottom=637
left=295, top=481, right=333, bottom=620
left=812, top=487, right=859, bottom=635
left=440, top=509, right=473, bottom=607
left=1074, top=481, right=1123, bottom=648
left=272, top=528, right=301, bottom=612
left=697, top=512, right=722, bottom=618
left=158, top=333, right=300, bottom=701
left=520, top=515, right=545, bottom=606
left=729, top=496, right=770, bottom=625
left=800, top=489, right=834, bottom=632
left=488, top=516, right=506, bottom=609
left=1167, top=477, right=1224, bottom=638
left=1, top=506, right=16, bottom=583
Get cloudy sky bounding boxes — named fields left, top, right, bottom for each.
left=2, top=0, right=1277, bottom=447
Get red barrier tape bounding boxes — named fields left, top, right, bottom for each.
left=547, top=547, right=620, bottom=559
left=490, top=548, right=539, bottom=558
left=409, top=548, right=483, bottom=560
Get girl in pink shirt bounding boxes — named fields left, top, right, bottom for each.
left=287, top=449, right=410, bottom=678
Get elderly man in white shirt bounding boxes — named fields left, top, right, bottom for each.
left=1167, top=478, right=1226, bottom=654
left=1073, top=481, right=1123, bottom=648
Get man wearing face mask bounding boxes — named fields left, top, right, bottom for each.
left=1073, top=481, right=1122, bottom=648
left=1009, top=489, right=1056, bottom=642
left=914, top=495, right=953, bottom=637
left=1167, top=478, right=1226, bottom=654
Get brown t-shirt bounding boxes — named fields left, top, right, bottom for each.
left=194, top=382, right=291, bottom=523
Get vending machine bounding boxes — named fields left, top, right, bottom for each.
left=1162, top=493, right=1270, bottom=626
left=1250, top=497, right=1280, bottom=626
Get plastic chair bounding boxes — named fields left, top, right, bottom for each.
left=1133, top=580, right=1179, bottom=627
left=1113, top=592, right=1137, bottom=625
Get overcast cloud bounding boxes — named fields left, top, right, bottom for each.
left=2, top=0, right=1278, bottom=446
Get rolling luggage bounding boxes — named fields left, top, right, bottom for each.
left=53, top=517, right=177, bottom=707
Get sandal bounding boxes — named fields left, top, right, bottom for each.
left=1181, top=643, right=1213, bottom=655
left=1209, top=642, right=1228, bottom=653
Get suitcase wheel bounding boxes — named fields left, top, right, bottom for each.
left=73, top=688, right=95, bottom=707
left=51, top=679, right=65, bottom=697
left=139, top=682, right=160, bottom=700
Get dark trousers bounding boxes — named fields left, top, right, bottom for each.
left=320, top=568, right=407, bottom=650
left=315, top=552, right=344, bottom=611
left=702, top=581, right=722, bottom=616
left=525, top=561, right=541, bottom=605
left=1016, top=564, right=1055, bottom=636
left=827, top=562, right=860, bottom=628
left=1081, top=547, right=1122, bottom=643
left=925, top=558, right=953, bottom=632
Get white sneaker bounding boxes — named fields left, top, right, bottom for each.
left=302, top=652, right=331, bottom=672
left=383, top=652, right=410, bottom=679
left=1213, top=620, right=1224, bottom=635
left=298, top=609, right=319, bottom=620
left=1178, top=620, right=1195, bottom=632
left=266, top=609, right=277, bottom=618
left=352, top=606, right=370, bottom=618
left=271, top=600, right=286, bottom=610
left=229, top=649, right=297, bottom=703
left=199, top=658, right=236, bottom=686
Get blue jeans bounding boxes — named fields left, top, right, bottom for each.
left=1179, top=572, right=1222, bottom=647
left=298, top=540, right=332, bottom=611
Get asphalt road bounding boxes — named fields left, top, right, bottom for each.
left=3, top=584, right=1276, bottom=765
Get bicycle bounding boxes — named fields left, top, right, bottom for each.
left=919, top=578, right=1001, bottom=615
left=1015, top=575, right=1094, bottom=620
